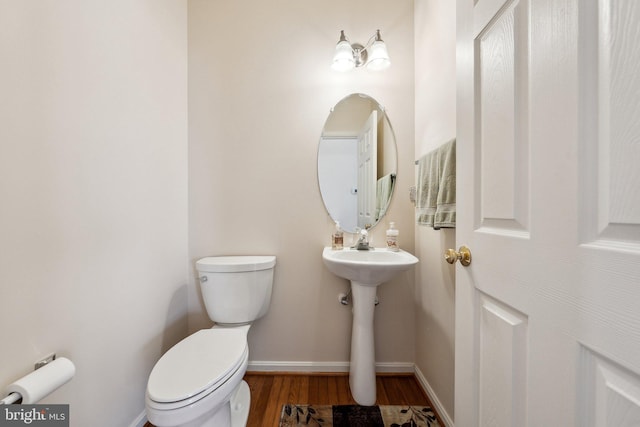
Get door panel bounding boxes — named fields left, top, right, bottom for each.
left=580, top=348, right=640, bottom=427
left=475, top=0, right=529, bottom=235
left=478, top=294, right=528, bottom=427
left=581, top=0, right=640, bottom=244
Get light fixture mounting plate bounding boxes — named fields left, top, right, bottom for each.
left=351, top=43, right=367, bottom=67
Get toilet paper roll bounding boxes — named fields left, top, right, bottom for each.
left=6, top=357, right=75, bottom=404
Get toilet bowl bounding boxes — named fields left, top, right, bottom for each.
left=146, top=326, right=250, bottom=427
left=145, top=256, right=276, bottom=427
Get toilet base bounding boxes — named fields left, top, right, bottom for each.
left=147, top=380, right=251, bottom=427
left=183, top=381, right=250, bottom=427
left=230, top=381, right=250, bottom=427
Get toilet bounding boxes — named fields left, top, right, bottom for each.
left=145, top=255, right=276, bottom=427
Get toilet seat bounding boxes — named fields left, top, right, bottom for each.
left=147, top=328, right=248, bottom=410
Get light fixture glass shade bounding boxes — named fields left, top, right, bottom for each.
left=332, top=40, right=355, bottom=72
left=366, top=39, right=391, bottom=70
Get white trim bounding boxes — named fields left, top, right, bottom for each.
left=414, top=366, right=455, bottom=427
left=248, top=360, right=349, bottom=372
left=247, top=360, right=414, bottom=373
left=129, top=410, right=147, bottom=427
left=375, top=362, right=415, bottom=373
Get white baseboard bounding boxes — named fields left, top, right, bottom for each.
left=247, top=360, right=349, bottom=372
left=247, top=360, right=414, bottom=373
left=414, top=366, right=454, bottom=427
left=129, top=410, right=147, bottom=427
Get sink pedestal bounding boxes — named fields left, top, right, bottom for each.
left=321, top=247, right=419, bottom=407
left=349, top=282, right=377, bottom=406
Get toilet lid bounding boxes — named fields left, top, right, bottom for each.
left=147, top=328, right=247, bottom=404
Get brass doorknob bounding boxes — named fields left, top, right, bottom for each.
left=445, top=246, right=472, bottom=266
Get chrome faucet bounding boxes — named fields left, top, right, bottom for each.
left=353, top=228, right=371, bottom=250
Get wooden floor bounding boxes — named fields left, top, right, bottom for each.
left=146, top=372, right=442, bottom=427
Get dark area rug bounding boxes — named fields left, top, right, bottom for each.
left=279, top=404, right=441, bottom=427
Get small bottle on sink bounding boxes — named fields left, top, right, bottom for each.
left=386, top=221, right=399, bottom=251
left=332, top=221, right=344, bottom=250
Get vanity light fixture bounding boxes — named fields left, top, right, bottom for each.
left=331, top=30, right=391, bottom=72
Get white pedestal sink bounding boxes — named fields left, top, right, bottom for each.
left=322, top=247, right=419, bottom=405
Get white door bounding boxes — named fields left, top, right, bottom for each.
left=357, top=110, right=377, bottom=229
left=456, top=0, right=640, bottom=426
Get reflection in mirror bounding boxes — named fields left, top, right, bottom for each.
left=318, top=93, right=397, bottom=233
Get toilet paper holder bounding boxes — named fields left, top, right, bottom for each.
left=1, top=354, right=75, bottom=405
left=34, top=353, right=56, bottom=370
left=1, top=354, right=57, bottom=404
left=0, top=392, right=21, bottom=405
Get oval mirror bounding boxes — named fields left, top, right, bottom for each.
left=318, top=93, right=397, bottom=233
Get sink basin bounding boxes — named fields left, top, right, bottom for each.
left=322, top=247, right=419, bottom=286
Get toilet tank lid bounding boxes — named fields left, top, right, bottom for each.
left=196, top=255, right=276, bottom=273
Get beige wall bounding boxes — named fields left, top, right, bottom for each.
left=0, top=1, right=188, bottom=426
left=414, top=0, right=457, bottom=422
left=188, top=0, right=416, bottom=368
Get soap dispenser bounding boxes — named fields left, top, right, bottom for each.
left=332, top=221, right=344, bottom=250
left=386, top=221, right=399, bottom=251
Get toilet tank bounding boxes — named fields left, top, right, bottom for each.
left=195, top=256, right=276, bottom=325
